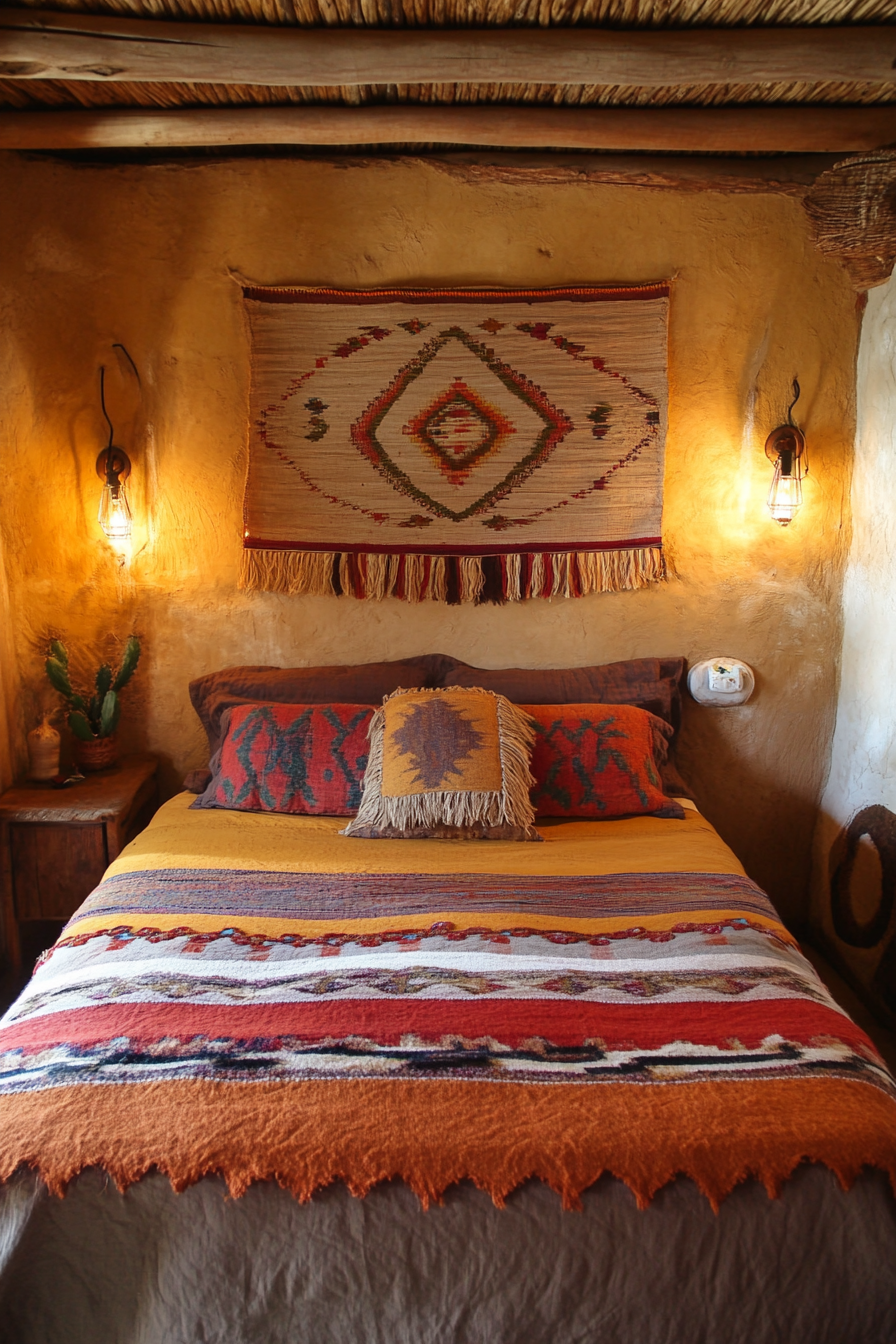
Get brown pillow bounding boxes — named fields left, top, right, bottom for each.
left=189, top=655, right=456, bottom=763
left=437, top=656, right=691, bottom=798
left=438, top=656, right=686, bottom=728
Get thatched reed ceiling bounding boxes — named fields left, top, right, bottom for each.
left=2, top=0, right=895, bottom=139
left=5, top=0, right=895, bottom=27
left=3, top=77, right=896, bottom=112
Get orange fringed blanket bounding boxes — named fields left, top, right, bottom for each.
left=3, top=1078, right=895, bottom=1213
left=0, top=803, right=894, bottom=1207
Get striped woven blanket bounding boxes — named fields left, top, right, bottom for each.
left=0, top=799, right=894, bottom=1209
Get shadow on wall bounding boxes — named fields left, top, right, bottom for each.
left=675, top=689, right=820, bottom=935
left=814, top=805, right=896, bottom=1030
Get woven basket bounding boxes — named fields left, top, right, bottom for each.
left=74, top=734, right=119, bottom=773
left=803, top=152, right=896, bottom=291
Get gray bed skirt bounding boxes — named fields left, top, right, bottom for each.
left=0, top=1165, right=894, bottom=1344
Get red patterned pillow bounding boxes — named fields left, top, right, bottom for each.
left=522, top=703, right=685, bottom=820
left=194, top=703, right=373, bottom=815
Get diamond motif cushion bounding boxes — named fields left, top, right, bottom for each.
left=194, top=703, right=373, bottom=815
left=523, top=703, right=686, bottom=820
left=342, top=687, right=541, bottom=840
left=441, top=656, right=692, bottom=797
left=188, top=655, right=453, bottom=763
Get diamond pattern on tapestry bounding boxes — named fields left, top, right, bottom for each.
left=405, top=379, right=512, bottom=486
left=353, top=329, right=572, bottom=517
left=240, top=285, right=669, bottom=603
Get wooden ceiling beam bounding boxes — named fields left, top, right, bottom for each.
left=1, top=104, right=894, bottom=152
left=2, top=9, right=896, bottom=88
left=433, top=152, right=839, bottom=194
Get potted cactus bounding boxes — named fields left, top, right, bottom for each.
left=45, top=636, right=141, bottom=772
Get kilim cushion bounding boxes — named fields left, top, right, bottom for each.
left=342, top=687, right=541, bottom=840
left=523, top=703, right=686, bottom=820
left=444, top=654, right=693, bottom=798
left=193, top=703, right=373, bottom=815
left=189, top=655, right=452, bottom=762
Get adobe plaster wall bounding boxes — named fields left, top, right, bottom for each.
left=812, top=274, right=896, bottom=989
left=0, top=526, right=15, bottom=795
left=0, top=150, right=858, bottom=924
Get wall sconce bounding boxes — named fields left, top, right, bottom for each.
left=95, top=345, right=138, bottom=543
left=765, top=379, right=807, bottom=527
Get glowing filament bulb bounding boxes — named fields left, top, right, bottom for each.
left=765, top=415, right=806, bottom=528
left=767, top=455, right=803, bottom=527
left=98, top=478, right=132, bottom=541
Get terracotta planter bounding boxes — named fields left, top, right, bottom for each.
left=74, top=734, right=119, bottom=773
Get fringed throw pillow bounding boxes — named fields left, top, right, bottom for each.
left=524, top=703, right=685, bottom=820
left=192, top=703, right=373, bottom=815
left=342, top=688, right=542, bottom=841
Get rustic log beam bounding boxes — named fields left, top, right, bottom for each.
left=2, top=9, right=896, bottom=88
left=0, top=105, right=895, bottom=153
left=431, top=152, right=841, bottom=195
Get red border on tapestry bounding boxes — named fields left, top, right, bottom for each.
left=242, top=284, right=670, bottom=306
left=243, top=537, right=663, bottom=556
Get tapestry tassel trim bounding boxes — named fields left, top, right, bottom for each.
left=239, top=547, right=665, bottom=604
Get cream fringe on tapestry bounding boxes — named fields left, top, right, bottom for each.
left=240, top=547, right=665, bottom=603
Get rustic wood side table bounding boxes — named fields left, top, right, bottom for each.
left=0, top=754, right=158, bottom=971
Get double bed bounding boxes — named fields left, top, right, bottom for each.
left=0, top=656, right=894, bottom=1341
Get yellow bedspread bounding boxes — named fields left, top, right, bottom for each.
left=110, top=792, right=740, bottom=879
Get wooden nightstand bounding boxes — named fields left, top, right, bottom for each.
left=0, top=754, right=158, bottom=971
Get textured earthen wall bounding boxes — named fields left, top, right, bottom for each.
left=0, top=527, right=15, bottom=795
left=0, top=151, right=858, bottom=924
left=812, top=274, right=896, bottom=981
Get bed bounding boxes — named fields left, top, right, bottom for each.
left=0, top=786, right=895, bottom=1343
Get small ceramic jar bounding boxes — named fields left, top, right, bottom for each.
left=28, top=716, right=61, bottom=781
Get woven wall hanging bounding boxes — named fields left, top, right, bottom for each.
left=240, top=284, right=670, bottom=604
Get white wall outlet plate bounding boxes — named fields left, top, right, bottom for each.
left=708, top=663, right=743, bottom=693
left=688, top=658, right=755, bottom=707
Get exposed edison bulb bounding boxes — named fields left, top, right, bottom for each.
left=98, top=480, right=132, bottom=542
left=767, top=459, right=803, bottom=527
